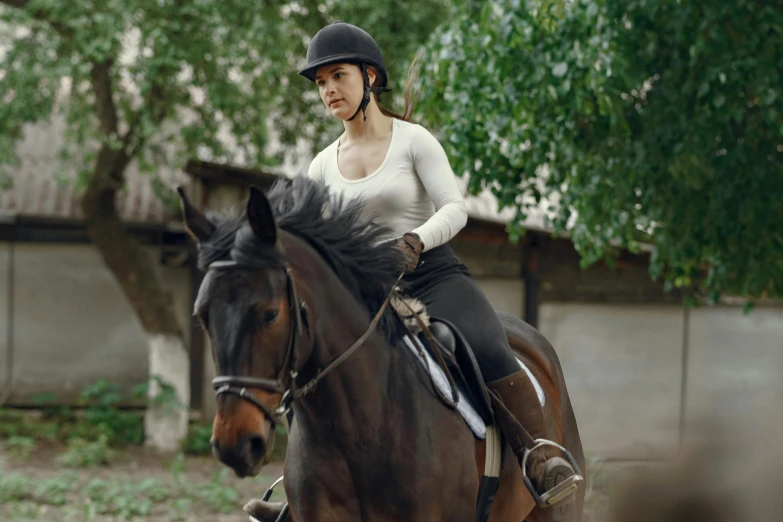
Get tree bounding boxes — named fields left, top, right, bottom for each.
left=0, top=0, right=445, bottom=450
left=419, top=0, right=783, bottom=304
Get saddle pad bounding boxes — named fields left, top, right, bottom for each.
left=403, top=336, right=548, bottom=440
left=404, top=335, right=487, bottom=439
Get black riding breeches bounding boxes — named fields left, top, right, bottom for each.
left=401, top=244, right=520, bottom=383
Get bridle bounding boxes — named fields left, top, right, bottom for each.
left=209, top=260, right=304, bottom=428
left=209, top=258, right=402, bottom=428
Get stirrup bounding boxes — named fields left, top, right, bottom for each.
left=520, top=439, right=584, bottom=509
left=248, top=476, right=289, bottom=522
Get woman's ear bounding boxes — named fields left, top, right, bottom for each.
left=367, top=66, right=377, bottom=87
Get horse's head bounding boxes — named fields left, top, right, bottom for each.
left=179, top=185, right=308, bottom=477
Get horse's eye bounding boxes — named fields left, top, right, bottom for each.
left=259, top=309, right=279, bottom=328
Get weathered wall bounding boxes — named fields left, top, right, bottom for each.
left=201, top=183, right=249, bottom=215
left=476, top=278, right=525, bottom=318
left=536, top=237, right=682, bottom=304
left=1, top=242, right=192, bottom=405
left=451, top=237, right=522, bottom=279
left=0, top=242, right=11, bottom=400
left=538, top=302, right=783, bottom=460
left=540, top=303, right=685, bottom=460
left=685, top=306, right=783, bottom=431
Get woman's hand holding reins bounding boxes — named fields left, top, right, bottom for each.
left=393, top=232, right=424, bottom=272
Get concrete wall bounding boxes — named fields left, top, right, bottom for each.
left=539, top=303, right=685, bottom=460
left=0, top=242, right=10, bottom=399
left=538, top=302, right=783, bottom=460
left=685, top=306, right=783, bottom=430
left=1, top=242, right=192, bottom=405
left=476, top=278, right=525, bottom=318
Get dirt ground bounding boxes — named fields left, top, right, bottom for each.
left=1, top=442, right=639, bottom=521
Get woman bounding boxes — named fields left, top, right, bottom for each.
left=248, top=20, right=576, bottom=520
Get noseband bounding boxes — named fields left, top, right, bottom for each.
left=209, top=259, right=401, bottom=428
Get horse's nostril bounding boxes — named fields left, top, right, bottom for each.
left=246, top=434, right=266, bottom=462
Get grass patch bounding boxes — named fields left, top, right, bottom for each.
left=0, top=378, right=248, bottom=467
left=57, top=435, right=115, bottom=468
left=3, top=436, right=36, bottom=459
left=0, top=461, right=273, bottom=520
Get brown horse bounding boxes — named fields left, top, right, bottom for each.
left=180, top=177, right=586, bottom=522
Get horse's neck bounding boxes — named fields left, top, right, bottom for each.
left=291, top=244, right=415, bottom=441
left=300, top=290, right=401, bottom=432
left=283, top=238, right=462, bottom=517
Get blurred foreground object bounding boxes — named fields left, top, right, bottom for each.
left=610, top=399, right=783, bottom=522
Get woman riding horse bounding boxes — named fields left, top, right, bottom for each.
left=250, top=20, right=577, bottom=518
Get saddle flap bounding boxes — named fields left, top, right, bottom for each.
left=423, top=317, right=495, bottom=426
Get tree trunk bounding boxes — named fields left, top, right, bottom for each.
left=0, top=3, right=192, bottom=451
left=81, top=142, right=189, bottom=453
left=77, top=59, right=191, bottom=452
left=145, top=333, right=190, bottom=452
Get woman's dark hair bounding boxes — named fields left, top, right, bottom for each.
left=373, top=52, right=422, bottom=122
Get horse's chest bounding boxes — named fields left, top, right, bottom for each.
left=286, top=450, right=423, bottom=520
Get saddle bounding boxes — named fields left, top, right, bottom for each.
left=391, top=291, right=494, bottom=427
left=423, top=317, right=495, bottom=425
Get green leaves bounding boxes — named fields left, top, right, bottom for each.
left=0, top=1, right=445, bottom=179
left=3, top=0, right=780, bottom=303
left=419, top=0, right=783, bottom=301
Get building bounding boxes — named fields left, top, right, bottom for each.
left=2, top=122, right=782, bottom=461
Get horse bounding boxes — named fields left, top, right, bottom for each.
left=179, top=176, right=586, bottom=522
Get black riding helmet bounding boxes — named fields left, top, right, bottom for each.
left=299, top=21, right=392, bottom=121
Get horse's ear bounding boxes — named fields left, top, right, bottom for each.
left=177, top=186, right=215, bottom=243
left=247, top=186, right=277, bottom=245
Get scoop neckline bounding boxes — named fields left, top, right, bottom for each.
left=334, top=119, right=397, bottom=184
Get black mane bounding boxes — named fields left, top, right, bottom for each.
left=196, top=176, right=407, bottom=343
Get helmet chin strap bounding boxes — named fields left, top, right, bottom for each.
left=347, top=63, right=392, bottom=122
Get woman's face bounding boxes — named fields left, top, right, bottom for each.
left=314, top=63, right=375, bottom=120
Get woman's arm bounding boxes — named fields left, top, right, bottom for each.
left=408, top=124, right=468, bottom=251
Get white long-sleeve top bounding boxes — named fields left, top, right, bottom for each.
left=306, top=118, right=468, bottom=251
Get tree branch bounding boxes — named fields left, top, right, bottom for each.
left=86, top=58, right=131, bottom=193
left=90, top=60, right=119, bottom=136
left=80, top=142, right=182, bottom=337
left=78, top=27, right=180, bottom=339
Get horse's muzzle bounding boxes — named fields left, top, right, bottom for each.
left=212, top=432, right=267, bottom=477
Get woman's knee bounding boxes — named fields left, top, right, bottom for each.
left=473, top=342, right=519, bottom=382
